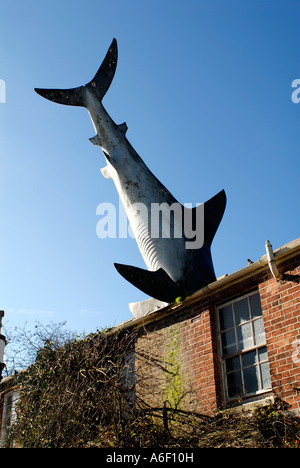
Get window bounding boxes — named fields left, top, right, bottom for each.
left=217, top=291, right=271, bottom=401
left=120, top=351, right=135, bottom=417
left=0, top=389, right=19, bottom=447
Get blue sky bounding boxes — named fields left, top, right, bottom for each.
left=0, top=0, right=299, bottom=336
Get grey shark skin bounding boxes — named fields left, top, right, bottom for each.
left=35, top=39, right=226, bottom=304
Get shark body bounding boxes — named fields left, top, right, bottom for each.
left=35, top=39, right=226, bottom=304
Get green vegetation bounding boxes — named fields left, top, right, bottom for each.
left=4, top=327, right=300, bottom=448
left=164, top=325, right=183, bottom=410
left=7, top=329, right=135, bottom=448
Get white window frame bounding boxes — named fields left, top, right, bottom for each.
left=216, top=290, right=272, bottom=403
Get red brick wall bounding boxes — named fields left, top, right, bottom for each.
left=179, top=300, right=219, bottom=415
left=259, top=255, right=300, bottom=413
left=135, top=252, right=300, bottom=415
left=135, top=297, right=225, bottom=416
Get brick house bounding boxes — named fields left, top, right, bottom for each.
left=119, top=237, right=300, bottom=416
left=0, top=237, right=299, bottom=445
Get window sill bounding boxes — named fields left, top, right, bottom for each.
left=225, top=391, right=274, bottom=414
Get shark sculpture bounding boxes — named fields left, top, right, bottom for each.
left=35, top=39, right=226, bottom=312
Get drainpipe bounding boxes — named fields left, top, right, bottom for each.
left=265, top=240, right=283, bottom=281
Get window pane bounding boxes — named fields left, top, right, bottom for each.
left=258, top=346, right=268, bottom=362
left=236, top=322, right=254, bottom=351
left=221, top=329, right=237, bottom=356
left=234, top=298, right=250, bottom=325
left=241, top=350, right=257, bottom=368
left=226, top=356, right=241, bottom=373
left=219, top=304, right=234, bottom=330
left=227, top=371, right=243, bottom=398
left=253, top=318, right=266, bottom=346
left=243, top=365, right=260, bottom=394
left=260, top=362, right=271, bottom=389
left=249, top=293, right=263, bottom=319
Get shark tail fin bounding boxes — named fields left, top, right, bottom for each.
left=34, top=38, right=118, bottom=107
left=87, top=38, right=118, bottom=101
left=34, top=86, right=86, bottom=107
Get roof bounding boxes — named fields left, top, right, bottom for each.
left=108, top=237, right=300, bottom=335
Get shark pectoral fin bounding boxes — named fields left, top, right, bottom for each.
left=114, top=263, right=181, bottom=303
left=203, top=189, right=227, bottom=247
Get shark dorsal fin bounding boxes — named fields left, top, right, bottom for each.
left=202, top=189, right=226, bottom=247
left=118, top=122, right=128, bottom=135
